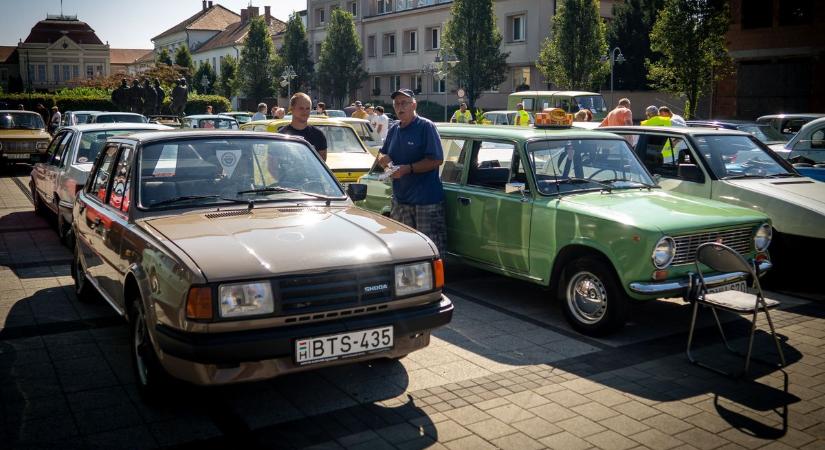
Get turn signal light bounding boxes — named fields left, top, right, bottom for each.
left=652, top=270, right=669, bottom=281
left=186, top=287, right=213, bottom=320
left=433, top=259, right=444, bottom=289
left=755, top=253, right=768, bottom=262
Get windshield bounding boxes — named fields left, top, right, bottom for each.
left=692, top=135, right=794, bottom=179
left=77, top=130, right=148, bottom=163
left=185, top=118, right=239, bottom=129
left=574, top=95, right=608, bottom=118
left=314, top=125, right=368, bottom=153
left=95, top=114, right=147, bottom=124
left=0, top=112, right=45, bottom=130
left=350, top=122, right=380, bottom=142
left=527, top=138, right=655, bottom=195
left=737, top=124, right=788, bottom=144
left=232, top=114, right=251, bottom=124
left=326, top=110, right=346, bottom=118
left=139, top=138, right=343, bottom=208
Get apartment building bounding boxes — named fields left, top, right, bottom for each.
left=306, top=0, right=616, bottom=109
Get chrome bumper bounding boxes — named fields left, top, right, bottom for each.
left=629, top=260, right=772, bottom=296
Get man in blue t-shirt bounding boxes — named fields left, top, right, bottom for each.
left=377, top=89, right=446, bottom=255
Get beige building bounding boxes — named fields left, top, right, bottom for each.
left=306, top=0, right=617, bottom=109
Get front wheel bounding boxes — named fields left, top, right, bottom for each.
left=130, top=299, right=173, bottom=401
left=71, top=246, right=94, bottom=302
left=559, top=257, right=628, bottom=336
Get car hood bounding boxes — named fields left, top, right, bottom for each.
left=0, top=129, right=50, bottom=139
left=325, top=151, right=375, bottom=171
left=559, top=189, right=767, bottom=235
left=143, top=205, right=435, bottom=281
left=715, top=178, right=825, bottom=238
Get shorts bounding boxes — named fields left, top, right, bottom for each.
left=391, top=200, right=446, bottom=256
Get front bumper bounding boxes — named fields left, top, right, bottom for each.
left=628, top=260, right=772, bottom=296
left=153, top=295, right=453, bottom=384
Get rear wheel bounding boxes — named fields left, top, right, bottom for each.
left=130, top=299, right=172, bottom=401
left=559, top=257, right=628, bottom=336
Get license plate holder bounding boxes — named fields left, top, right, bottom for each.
left=295, top=325, right=393, bottom=366
left=707, top=280, right=747, bottom=294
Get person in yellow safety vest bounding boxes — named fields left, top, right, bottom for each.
left=450, top=102, right=474, bottom=123
left=515, top=102, right=530, bottom=127
left=641, top=105, right=674, bottom=158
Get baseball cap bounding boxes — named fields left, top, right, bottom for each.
left=391, top=88, right=415, bottom=100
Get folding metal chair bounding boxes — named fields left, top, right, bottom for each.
left=686, top=242, right=786, bottom=377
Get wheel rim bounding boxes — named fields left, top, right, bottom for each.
left=133, top=306, right=150, bottom=386
left=566, top=271, right=608, bottom=325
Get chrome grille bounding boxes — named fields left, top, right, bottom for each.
left=672, top=227, right=753, bottom=265
left=276, top=266, right=394, bottom=315
left=1, top=140, right=36, bottom=152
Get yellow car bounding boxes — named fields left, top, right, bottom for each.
left=1, top=110, right=51, bottom=167
left=241, top=117, right=376, bottom=183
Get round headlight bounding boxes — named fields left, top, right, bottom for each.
left=754, top=223, right=772, bottom=251
left=652, top=236, right=676, bottom=269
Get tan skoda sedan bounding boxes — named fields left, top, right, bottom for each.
left=71, top=130, right=452, bottom=399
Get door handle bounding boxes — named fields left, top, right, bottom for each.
left=93, top=217, right=101, bottom=226
left=457, top=196, right=471, bottom=206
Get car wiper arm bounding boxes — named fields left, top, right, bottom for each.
left=766, top=173, right=799, bottom=178
left=605, top=178, right=657, bottom=190
left=557, top=177, right=613, bottom=192
left=722, top=174, right=767, bottom=180
left=150, top=195, right=247, bottom=207
left=236, top=186, right=343, bottom=203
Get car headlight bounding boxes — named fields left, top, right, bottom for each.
left=394, top=261, right=433, bottom=297
left=36, top=141, right=49, bottom=151
left=218, top=281, right=274, bottom=318
left=652, top=236, right=676, bottom=269
left=754, top=223, right=772, bottom=252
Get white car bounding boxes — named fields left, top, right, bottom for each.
left=30, top=122, right=171, bottom=244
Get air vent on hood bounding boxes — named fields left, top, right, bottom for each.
left=771, top=180, right=814, bottom=185
left=276, top=207, right=327, bottom=213
left=205, top=210, right=251, bottom=219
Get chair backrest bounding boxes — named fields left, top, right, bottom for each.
left=695, top=242, right=755, bottom=278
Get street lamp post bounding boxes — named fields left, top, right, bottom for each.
left=424, top=49, right=458, bottom=122
left=606, top=47, right=625, bottom=107
left=280, top=65, right=297, bottom=100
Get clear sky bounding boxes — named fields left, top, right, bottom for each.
left=0, top=0, right=307, bottom=49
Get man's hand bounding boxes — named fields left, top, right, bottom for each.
left=377, top=154, right=391, bottom=168
left=391, top=164, right=412, bottom=179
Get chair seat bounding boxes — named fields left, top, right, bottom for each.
left=701, top=290, right=780, bottom=313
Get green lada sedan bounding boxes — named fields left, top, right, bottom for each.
left=356, top=124, right=773, bottom=335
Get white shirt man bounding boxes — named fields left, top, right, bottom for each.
left=373, top=106, right=389, bottom=141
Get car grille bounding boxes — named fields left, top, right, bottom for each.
left=1, top=140, right=36, bottom=153
left=672, top=227, right=753, bottom=265
left=276, top=266, right=394, bottom=315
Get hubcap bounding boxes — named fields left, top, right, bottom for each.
left=566, top=271, right=608, bottom=325
left=133, top=307, right=150, bottom=386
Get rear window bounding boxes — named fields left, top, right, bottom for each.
left=76, top=130, right=144, bottom=163
left=95, top=114, right=147, bottom=124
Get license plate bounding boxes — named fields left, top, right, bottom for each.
left=6, top=153, right=30, bottom=160
left=295, top=326, right=393, bottom=365
left=707, top=280, right=747, bottom=294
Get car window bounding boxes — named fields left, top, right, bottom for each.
left=692, top=135, right=793, bottom=179
left=95, top=114, right=146, bottom=123
left=782, top=119, right=808, bottom=134
left=108, top=146, right=133, bottom=212
left=46, top=131, right=71, bottom=165
left=316, top=125, right=367, bottom=153
left=737, top=124, right=788, bottom=144
left=527, top=138, right=653, bottom=195
left=90, top=143, right=120, bottom=203
left=467, top=141, right=519, bottom=190
left=0, top=112, right=45, bottom=129
left=77, top=130, right=143, bottom=164
left=440, top=138, right=466, bottom=184
left=53, top=131, right=75, bottom=167
left=650, top=137, right=689, bottom=179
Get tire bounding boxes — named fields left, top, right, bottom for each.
left=559, top=257, right=628, bottom=336
left=130, top=299, right=172, bottom=401
left=30, top=181, right=46, bottom=216
left=71, top=245, right=94, bottom=302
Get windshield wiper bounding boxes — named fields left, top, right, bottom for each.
left=150, top=195, right=247, bottom=207
left=604, top=178, right=657, bottom=190
left=766, top=173, right=799, bottom=178
left=722, top=174, right=768, bottom=180
left=557, top=177, right=613, bottom=192
left=236, top=186, right=343, bottom=204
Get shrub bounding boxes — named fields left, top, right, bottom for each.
left=55, top=96, right=116, bottom=112
left=0, top=94, right=56, bottom=111
left=159, top=94, right=231, bottom=115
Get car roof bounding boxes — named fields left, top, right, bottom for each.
left=244, top=117, right=351, bottom=127
left=686, top=119, right=755, bottom=127
left=67, top=110, right=100, bottom=114
left=89, top=111, right=144, bottom=116
left=108, top=129, right=308, bottom=144
left=62, top=123, right=173, bottom=132
left=436, top=123, right=623, bottom=140
left=756, top=113, right=825, bottom=120
left=508, top=90, right=599, bottom=97
left=184, top=114, right=236, bottom=119
left=602, top=125, right=752, bottom=136
left=0, top=110, right=42, bottom=115
left=483, top=110, right=530, bottom=114
left=223, top=111, right=251, bottom=115
left=339, top=117, right=369, bottom=123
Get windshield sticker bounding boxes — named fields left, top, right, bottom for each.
left=216, top=149, right=241, bottom=177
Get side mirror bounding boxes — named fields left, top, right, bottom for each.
left=677, top=164, right=705, bottom=183
left=347, top=183, right=367, bottom=201
left=505, top=182, right=526, bottom=194
left=652, top=173, right=662, bottom=183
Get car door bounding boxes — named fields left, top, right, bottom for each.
left=789, top=124, right=825, bottom=164
left=75, top=143, right=121, bottom=299
left=33, top=130, right=73, bottom=208
left=453, top=139, right=532, bottom=273
left=99, top=144, right=135, bottom=307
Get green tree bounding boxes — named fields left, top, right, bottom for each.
left=277, top=12, right=315, bottom=97
left=193, top=61, right=217, bottom=95
left=647, top=0, right=731, bottom=119
left=217, top=55, right=240, bottom=99
left=156, top=48, right=173, bottom=66
left=316, top=10, right=366, bottom=108
left=239, top=16, right=278, bottom=102
left=173, top=45, right=194, bottom=83
left=442, top=0, right=509, bottom=110
left=606, top=0, right=664, bottom=90
left=538, top=0, right=608, bottom=91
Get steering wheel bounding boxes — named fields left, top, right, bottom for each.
left=586, top=168, right=618, bottom=180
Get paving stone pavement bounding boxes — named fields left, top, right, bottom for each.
left=1, top=169, right=824, bottom=449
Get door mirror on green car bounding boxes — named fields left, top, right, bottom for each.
left=347, top=183, right=367, bottom=201
left=505, top=182, right=526, bottom=195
